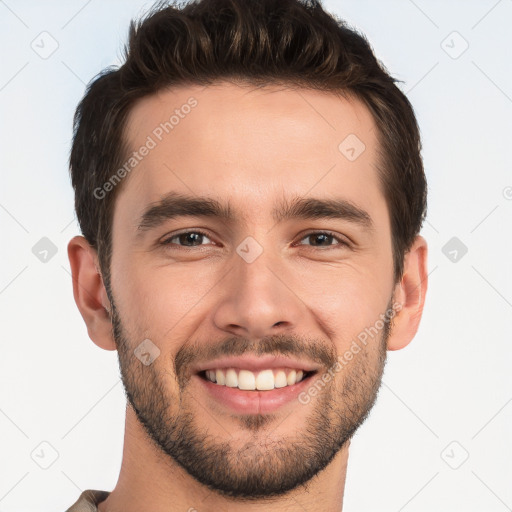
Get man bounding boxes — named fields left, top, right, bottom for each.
left=65, top=0, right=428, bottom=510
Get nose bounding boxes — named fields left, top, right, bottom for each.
left=212, top=247, right=305, bottom=340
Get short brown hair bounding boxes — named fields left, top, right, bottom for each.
left=69, top=0, right=427, bottom=289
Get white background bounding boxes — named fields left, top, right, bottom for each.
left=0, top=1, right=511, bottom=511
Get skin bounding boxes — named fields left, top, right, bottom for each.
left=68, top=81, right=428, bottom=512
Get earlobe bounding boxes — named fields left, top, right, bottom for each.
left=387, top=235, right=428, bottom=351
left=67, top=235, right=117, bottom=351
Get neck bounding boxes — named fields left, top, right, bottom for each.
left=98, top=405, right=349, bottom=512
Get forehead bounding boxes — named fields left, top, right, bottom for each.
left=116, top=81, right=384, bottom=228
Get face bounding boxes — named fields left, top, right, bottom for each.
left=107, top=82, right=397, bottom=499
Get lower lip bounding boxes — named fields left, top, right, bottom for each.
left=195, top=373, right=315, bottom=414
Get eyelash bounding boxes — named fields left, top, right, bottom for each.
left=160, top=229, right=350, bottom=250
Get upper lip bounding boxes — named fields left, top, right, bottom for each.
left=193, top=355, right=321, bottom=374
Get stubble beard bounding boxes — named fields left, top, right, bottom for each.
left=109, top=293, right=391, bottom=501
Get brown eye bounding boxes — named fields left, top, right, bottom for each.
left=297, top=232, right=348, bottom=248
left=161, top=230, right=213, bottom=247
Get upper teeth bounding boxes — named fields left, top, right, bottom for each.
left=204, top=368, right=306, bottom=390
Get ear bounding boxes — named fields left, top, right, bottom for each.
left=387, top=235, right=428, bottom=351
left=67, top=235, right=117, bottom=351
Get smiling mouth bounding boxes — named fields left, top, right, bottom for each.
left=198, top=367, right=318, bottom=391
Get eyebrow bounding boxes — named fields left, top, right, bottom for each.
left=136, top=191, right=373, bottom=236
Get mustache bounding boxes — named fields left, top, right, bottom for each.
left=174, top=334, right=337, bottom=387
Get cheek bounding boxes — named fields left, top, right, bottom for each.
left=297, top=264, right=390, bottom=345
left=112, top=256, right=222, bottom=339
left=111, top=238, right=392, bottom=349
